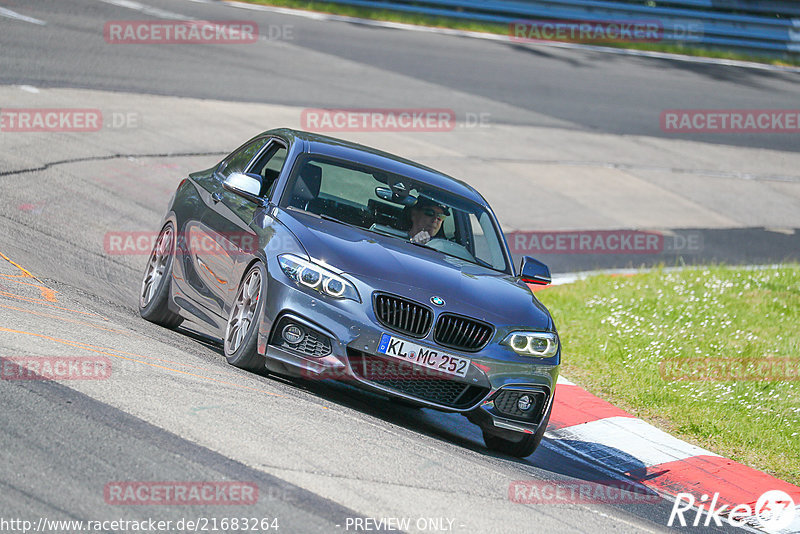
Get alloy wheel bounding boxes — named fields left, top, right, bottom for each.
left=225, top=268, right=262, bottom=354
left=140, top=225, right=174, bottom=308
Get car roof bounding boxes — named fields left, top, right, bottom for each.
left=262, top=128, right=489, bottom=206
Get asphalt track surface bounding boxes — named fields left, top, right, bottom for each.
left=0, top=1, right=798, bottom=533
left=3, top=0, right=800, bottom=152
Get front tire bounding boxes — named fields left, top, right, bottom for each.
left=224, top=262, right=267, bottom=372
left=139, top=222, right=183, bottom=329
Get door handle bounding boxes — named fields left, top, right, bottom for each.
left=211, top=192, right=222, bottom=204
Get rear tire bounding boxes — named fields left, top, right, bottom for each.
left=139, top=222, right=183, bottom=329
left=224, top=262, right=267, bottom=372
left=482, top=400, right=552, bottom=458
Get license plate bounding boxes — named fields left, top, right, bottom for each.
left=377, top=334, right=470, bottom=378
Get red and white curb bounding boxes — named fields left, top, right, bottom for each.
left=547, top=376, right=800, bottom=532
left=532, top=270, right=799, bottom=533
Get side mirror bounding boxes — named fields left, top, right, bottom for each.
left=223, top=172, right=263, bottom=204
left=519, top=256, right=551, bottom=285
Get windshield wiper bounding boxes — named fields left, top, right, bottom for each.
left=317, top=213, right=358, bottom=229
left=407, top=240, right=499, bottom=272
left=407, top=239, right=437, bottom=251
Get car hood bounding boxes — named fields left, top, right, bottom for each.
left=276, top=209, right=553, bottom=329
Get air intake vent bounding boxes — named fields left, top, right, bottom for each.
left=493, top=389, right=546, bottom=422
left=270, top=316, right=333, bottom=358
left=373, top=293, right=433, bottom=338
left=348, top=350, right=488, bottom=409
left=434, top=314, right=493, bottom=351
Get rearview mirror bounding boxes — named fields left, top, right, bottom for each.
left=375, top=186, right=417, bottom=206
left=519, top=256, right=551, bottom=285
left=223, top=172, right=263, bottom=204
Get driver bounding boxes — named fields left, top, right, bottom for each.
left=408, top=196, right=450, bottom=245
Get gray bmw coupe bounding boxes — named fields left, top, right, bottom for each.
left=140, top=128, right=560, bottom=457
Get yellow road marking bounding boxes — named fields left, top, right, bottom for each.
left=0, top=303, right=128, bottom=335
left=0, top=303, right=248, bottom=378
left=0, top=327, right=284, bottom=398
left=0, top=251, right=58, bottom=302
left=0, top=290, right=107, bottom=318
left=0, top=253, right=289, bottom=399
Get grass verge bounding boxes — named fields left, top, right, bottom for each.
left=237, top=0, right=800, bottom=67
left=537, top=265, right=800, bottom=485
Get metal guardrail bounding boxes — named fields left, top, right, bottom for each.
left=320, top=0, right=800, bottom=55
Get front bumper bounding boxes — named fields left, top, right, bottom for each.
left=256, top=261, right=559, bottom=433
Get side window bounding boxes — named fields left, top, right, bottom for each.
left=469, top=212, right=506, bottom=271
left=250, top=142, right=288, bottom=198
left=217, top=138, right=268, bottom=179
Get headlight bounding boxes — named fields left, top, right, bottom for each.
left=501, top=331, right=559, bottom=358
left=278, top=254, right=360, bottom=302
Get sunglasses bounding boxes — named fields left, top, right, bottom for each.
left=421, top=208, right=447, bottom=221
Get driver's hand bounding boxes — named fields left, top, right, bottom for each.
left=411, top=230, right=431, bottom=245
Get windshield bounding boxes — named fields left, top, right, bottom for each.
left=281, top=155, right=509, bottom=273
